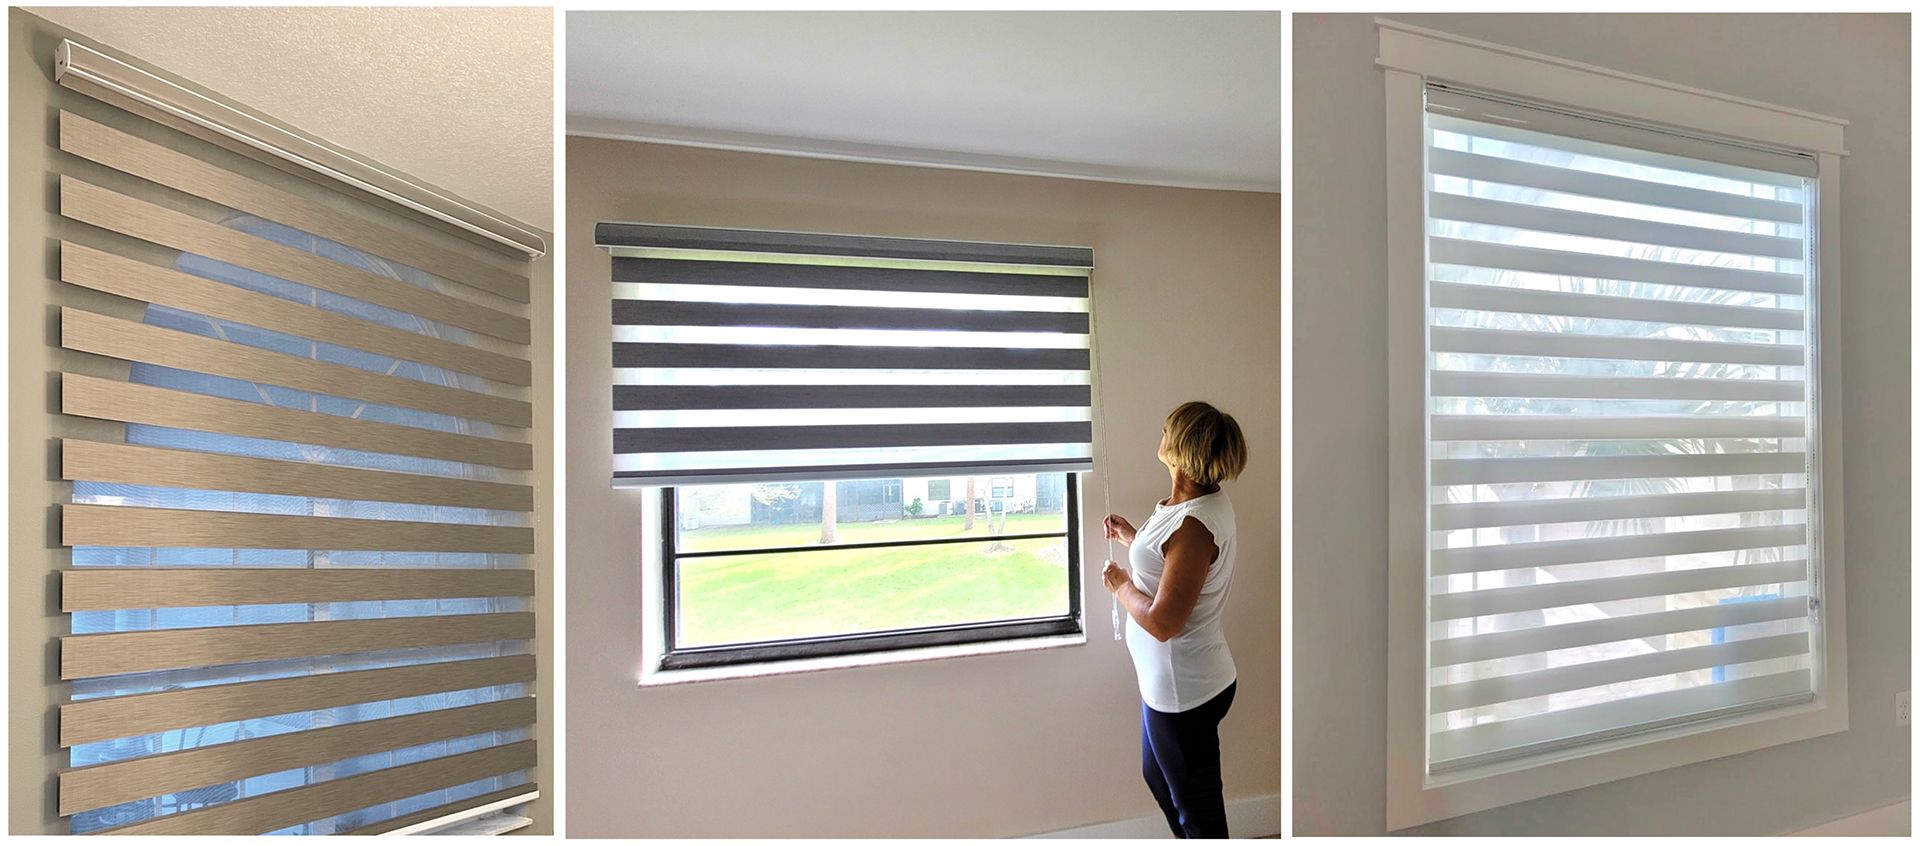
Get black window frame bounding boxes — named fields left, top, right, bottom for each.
left=659, top=474, right=1084, bottom=670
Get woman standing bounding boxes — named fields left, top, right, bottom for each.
left=1102, top=401, right=1248, bottom=839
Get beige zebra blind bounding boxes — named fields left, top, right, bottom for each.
left=49, top=40, right=540, bottom=835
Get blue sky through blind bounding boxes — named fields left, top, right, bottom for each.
left=67, top=216, right=529, bottom=834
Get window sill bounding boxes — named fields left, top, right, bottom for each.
left=1387, top=692, right=1848, bottom=829
left=638, top=630, right=1087, bottom=687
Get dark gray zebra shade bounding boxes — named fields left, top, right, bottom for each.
left=598, top=223, right=1096, bottom=487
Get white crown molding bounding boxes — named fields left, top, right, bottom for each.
left=1374, top=17, right=1848, bottom=157
left=567, top=116, right=1281, bottom=195
left=57, top=39, right=548, bottom=258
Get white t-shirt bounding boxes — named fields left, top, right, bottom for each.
left=1124, top=489, right=1238, bottom=713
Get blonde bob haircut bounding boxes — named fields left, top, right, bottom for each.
left=1163, top=401, right=1248, bottom=486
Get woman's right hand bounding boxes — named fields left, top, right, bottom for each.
left=1104, top=514, right=1136, bottom=547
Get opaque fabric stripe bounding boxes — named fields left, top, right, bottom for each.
left=61, top=566, right=535, bottom=611
left=616, top=421, right=1092, bottom=454
left=613, top=457, right=1094, bottom=486
left=60, top=504, right=537, bottom=554
left=1427, top=146, right=1803, bottom=223
left=58, top=655, right=535, bottom=747
left=61, top=307, right=532, bottom=427
left=59, top=177, right=531, bottom=343
left=615, top=299, right=1090, bottom=334
left=59, top=698, right=536, bottom=816
left=59, top=242, right=534, bottom=386
left=58, top=110, right=531, bottom=302
left=61, top=373, right=534, bottom=470
left=61, top=612, right=535, bottom=679
left=93, top=741, right=536, bottom=835
left=1430, top=239, right=1804, bottom=297
left=60, top=439, right=534, bottom=512
left=616, top=384, right=1091, bottom=410
left=614, top=256, right=1091, bottom=297
left=615, top=343, right=1090, bottom=370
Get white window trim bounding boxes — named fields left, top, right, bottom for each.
left=1375, top=19, right=1849, bottom=157
left=1378, top=19, right=1850, bottom=829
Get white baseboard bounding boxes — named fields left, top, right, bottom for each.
left=1789, top=800, right=1910, bottom=836
left=1030, top=793, right=1282, bottom=839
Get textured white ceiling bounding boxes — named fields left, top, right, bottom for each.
left=29, top=6, right=554, bottom=227
left=567, top=11, right=1282, bottom=192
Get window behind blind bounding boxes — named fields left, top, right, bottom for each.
left=48, top=42, right=542, bottom=835
left=602, top=223, right=1096, bottom=670
left=1421, top=87, right=1820, bottom=773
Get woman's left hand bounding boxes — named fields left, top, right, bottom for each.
left=1101, top=560, right=1132, bottom=594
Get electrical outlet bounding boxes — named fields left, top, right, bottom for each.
left=1897, top=691, right=1910, bottom=727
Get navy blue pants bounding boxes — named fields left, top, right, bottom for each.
left=1141, top=681, right=1235, bottom=839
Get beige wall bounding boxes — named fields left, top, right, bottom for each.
left=8, top=9, right=554, bottom=833
left=564, top=136, right=1281, bottom=836
left=11, top=11, right=92, bottom=831
left=1292, top=13, right=1910, bottom=836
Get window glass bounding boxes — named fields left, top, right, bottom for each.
left=670, top=473, right=1074, bottom=650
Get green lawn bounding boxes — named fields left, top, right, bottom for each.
left=675, top=531, right=1071, bottom=647
left=677, top=511, right=1067, bottom=552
